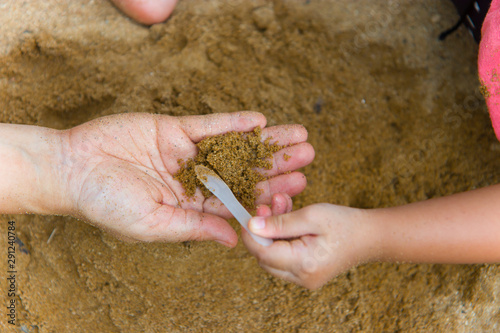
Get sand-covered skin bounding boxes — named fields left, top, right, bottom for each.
left=174, top=127, right=281, bottom=209
left=1, top=0, right=500, bottom=332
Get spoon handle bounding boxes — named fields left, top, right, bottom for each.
left=195, top=165, right=273, bottom=247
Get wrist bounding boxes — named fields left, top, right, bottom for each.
left=322, top=204, right=384, bottom=266
left=355, top=208, right=385, bottom=264
left=368, top=206, right=405, bottom=263
left=0, top=124, right=72, bottom=215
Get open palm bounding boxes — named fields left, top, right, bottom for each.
left=60, top=112, right=314, bottom=246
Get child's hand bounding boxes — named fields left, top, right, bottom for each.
left=33, top=112, right=312, bottom=246
left=242, top=194, right=378, bottom=289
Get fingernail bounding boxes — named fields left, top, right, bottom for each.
left=250, top=217, right=266, bottom=230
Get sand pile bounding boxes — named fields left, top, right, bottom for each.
left=1, top=1, right=499, bottom=332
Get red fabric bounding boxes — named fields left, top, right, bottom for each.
left=479, top=0, right=500, bottom=140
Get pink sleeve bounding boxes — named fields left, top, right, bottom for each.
left=479, top=0, right=500, bottom=140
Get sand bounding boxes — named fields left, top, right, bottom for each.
left=1, top=0, right=500, bottom=332
left=174, top=127, right=280, bottom=209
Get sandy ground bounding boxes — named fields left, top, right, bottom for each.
left=1, top=0, right=500, bottom=332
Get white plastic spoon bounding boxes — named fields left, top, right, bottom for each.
left=195, top=165, right=273, bottom=247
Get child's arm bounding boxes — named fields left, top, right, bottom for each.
left=243, top=185, right=500, bottom=289
left=373, top=184, right=500, bottom=264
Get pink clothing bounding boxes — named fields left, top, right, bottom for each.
left=479, top=0, right=500, bottom=140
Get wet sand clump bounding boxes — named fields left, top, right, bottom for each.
left=174, top=127, right=281, bottom=208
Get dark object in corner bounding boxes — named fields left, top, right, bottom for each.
left=15, top=237, right=30, bottom=255
left=440, top=0, right=492, bottom=42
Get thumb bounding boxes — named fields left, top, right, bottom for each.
left=248, top=208, right=319, bottom=239
left=134, top=206, right=238, bottom=247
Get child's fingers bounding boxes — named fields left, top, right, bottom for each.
left=248, top=206, right=321, bottom=239
left=258, top=263, right=303, bottom=286
left=243, top=230, right=311, bottom=273
left=242, top=230, right=298, bottom=271
left=256, top=204, right=272, bottom=217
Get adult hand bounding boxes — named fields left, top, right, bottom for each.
left=59, top=112, right=313, bottom=246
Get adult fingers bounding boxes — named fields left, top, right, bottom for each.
left=270, top=193, right=293, bottom=216
left=257, top=142, right=315, bottom=177
left=261, top=124, right=308, bottom=146
left=129, top=205, right=238, bottom=247
left=248, top=193, right=293, bottom=218
left=255, top=172, right=307, bottom=204
left=110, top=0, right=178, bottom=25
left=177, top=111, right=267, bottom=142
left=201, top=172, right=306, bottom=219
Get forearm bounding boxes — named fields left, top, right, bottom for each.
left=371, top=184, right=500, bottom=264
left=0, top=124, right=70, bottom=215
